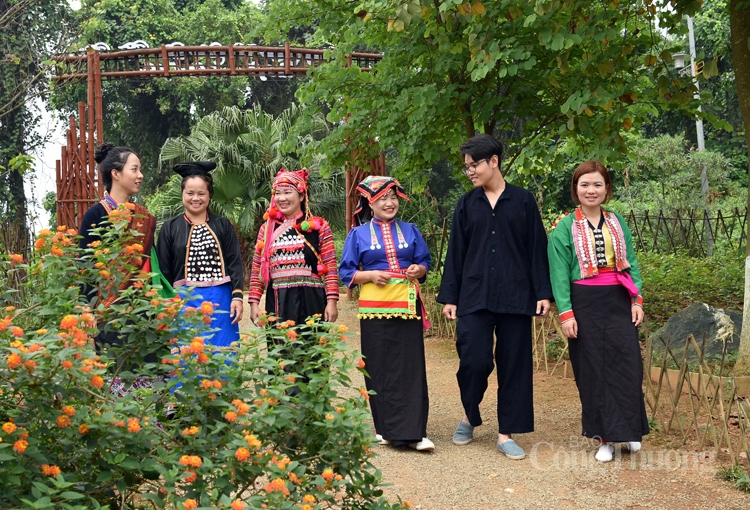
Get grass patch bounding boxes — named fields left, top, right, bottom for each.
left=718, top=465, right=750, bottom=492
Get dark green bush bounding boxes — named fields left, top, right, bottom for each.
left=638, top=246, right=743, bottom=330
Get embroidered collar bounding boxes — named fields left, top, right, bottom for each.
left=368, top=219, right=407, bottom=251
left=571, top=207, right=630, bottom=277
left=101, top=191, right=119, bottom=212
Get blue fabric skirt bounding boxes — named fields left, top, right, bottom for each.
left=180, top=283, right=239, bottom=347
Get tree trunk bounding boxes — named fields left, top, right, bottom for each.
left=730, top=0, right=750, bottom=371
left=0, top=105, right=29, bottom=256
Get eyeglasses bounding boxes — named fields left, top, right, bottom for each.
left=462, top=158, right=490, bottom=176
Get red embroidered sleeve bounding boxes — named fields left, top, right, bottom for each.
left=248, top=223, right=266, bottom=303
left=317, top=219, right=339, bottom=299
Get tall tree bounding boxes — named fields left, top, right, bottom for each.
left=0, top=0, right=74, bottom=253
left=265, top=0, right=724, bottom=177
left=730, top=0, right=750, bottom=370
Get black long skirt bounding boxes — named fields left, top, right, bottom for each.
left=264, top=280, right=327, bottom=325
left=360, top=316, right=429, bottom=446
left=264, top=282, right=327, bottom=390
left=568, top=284, right=649, bottom=442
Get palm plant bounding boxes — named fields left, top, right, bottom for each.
left=148, top=104, right=346, bottom=238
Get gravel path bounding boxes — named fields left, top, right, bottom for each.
left=238, top=297, right=750, bottom=509
left=332, top=297, right=750, bottom=510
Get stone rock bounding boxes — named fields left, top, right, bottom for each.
left=649, top=302, right=742, bottom=365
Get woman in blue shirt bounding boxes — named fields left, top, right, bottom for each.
left=339, top=176, right=433, bottom=451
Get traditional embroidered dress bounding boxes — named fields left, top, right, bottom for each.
left=79, top=191, right=160, bottom=389
left=339, top=176, right=432, bottom=446
left=156, top=212, right=244, bottom=347
left=79, top=191, right=156, bottom=304
left=249, top=211, right=339, bottom=322
left=548, top=207, right=649, bottom=442
left=248, top=169, right=339, bottom=324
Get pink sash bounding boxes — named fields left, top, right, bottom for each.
left=574, top=269, right=639, bottom=298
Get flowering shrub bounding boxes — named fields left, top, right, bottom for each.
left=0, top=211, right=408, bottom=509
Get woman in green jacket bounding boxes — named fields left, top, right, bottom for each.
left=547, top=161, right=648, bottom=463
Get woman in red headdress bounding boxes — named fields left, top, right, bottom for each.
left=248, top=169, right=339, bottom=325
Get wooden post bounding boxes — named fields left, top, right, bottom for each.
left=94, top=52, right=103, bottom=144
left=345, top=164, right=352, bottom=233
left=86, top=53, right=96, bottom=192
left=284, top=42, right=291, bottom=74
left=93, top=51, right=103, bottom=196
left=161, top=45, right=170, bottom=77
left=56, top=156, right=62, bottom=226
left=228, top=44, right=236, bottom=75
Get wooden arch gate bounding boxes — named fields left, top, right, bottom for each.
left=53, top=43, right=385, bottom=232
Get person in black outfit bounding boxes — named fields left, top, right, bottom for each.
left=78, top=142, right=159, bottom=385
left=437, top=134, right=553, bottom=460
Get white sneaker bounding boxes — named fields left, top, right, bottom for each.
left=375, top=434, right=390, bottom=445
left=625, top=441, right=641, bottom=452
left=595, top=444, right=614, bottom=462
left=409, top=437, right=435, bottom=451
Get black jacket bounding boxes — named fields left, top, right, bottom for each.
left=156, top=213, right=244, bottom=295
left=437, top=184, right=553, bottom=316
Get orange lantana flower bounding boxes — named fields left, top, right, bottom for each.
left=200, top=301, right=214, bottom=315
left=235, top=447, right=250, bottom=461
left=7, top=353, right=22, bottom=370
left=59, top=315, right=78, bottom=331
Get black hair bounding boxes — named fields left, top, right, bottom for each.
left=459, top=134, right=504, bottom=163
left=180, top=174, right=214, bottom=198
left=94, top=142, right=139, bottom=192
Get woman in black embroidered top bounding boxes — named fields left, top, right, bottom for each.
left=156, top=162, right=244, bottom=347
left=78, top=142, right=159, bottom=391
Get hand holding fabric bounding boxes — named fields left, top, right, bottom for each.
left=405, top=264, right=425, bottom=282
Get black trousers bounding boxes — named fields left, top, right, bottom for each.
left=455, top=310, right=534, bottom=434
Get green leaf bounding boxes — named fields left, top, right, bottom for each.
left=59, top=491, right=86, bottom=500
left=550, top=34, right=565, bottom=51
left=120, top=459, right=139, bottom=470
